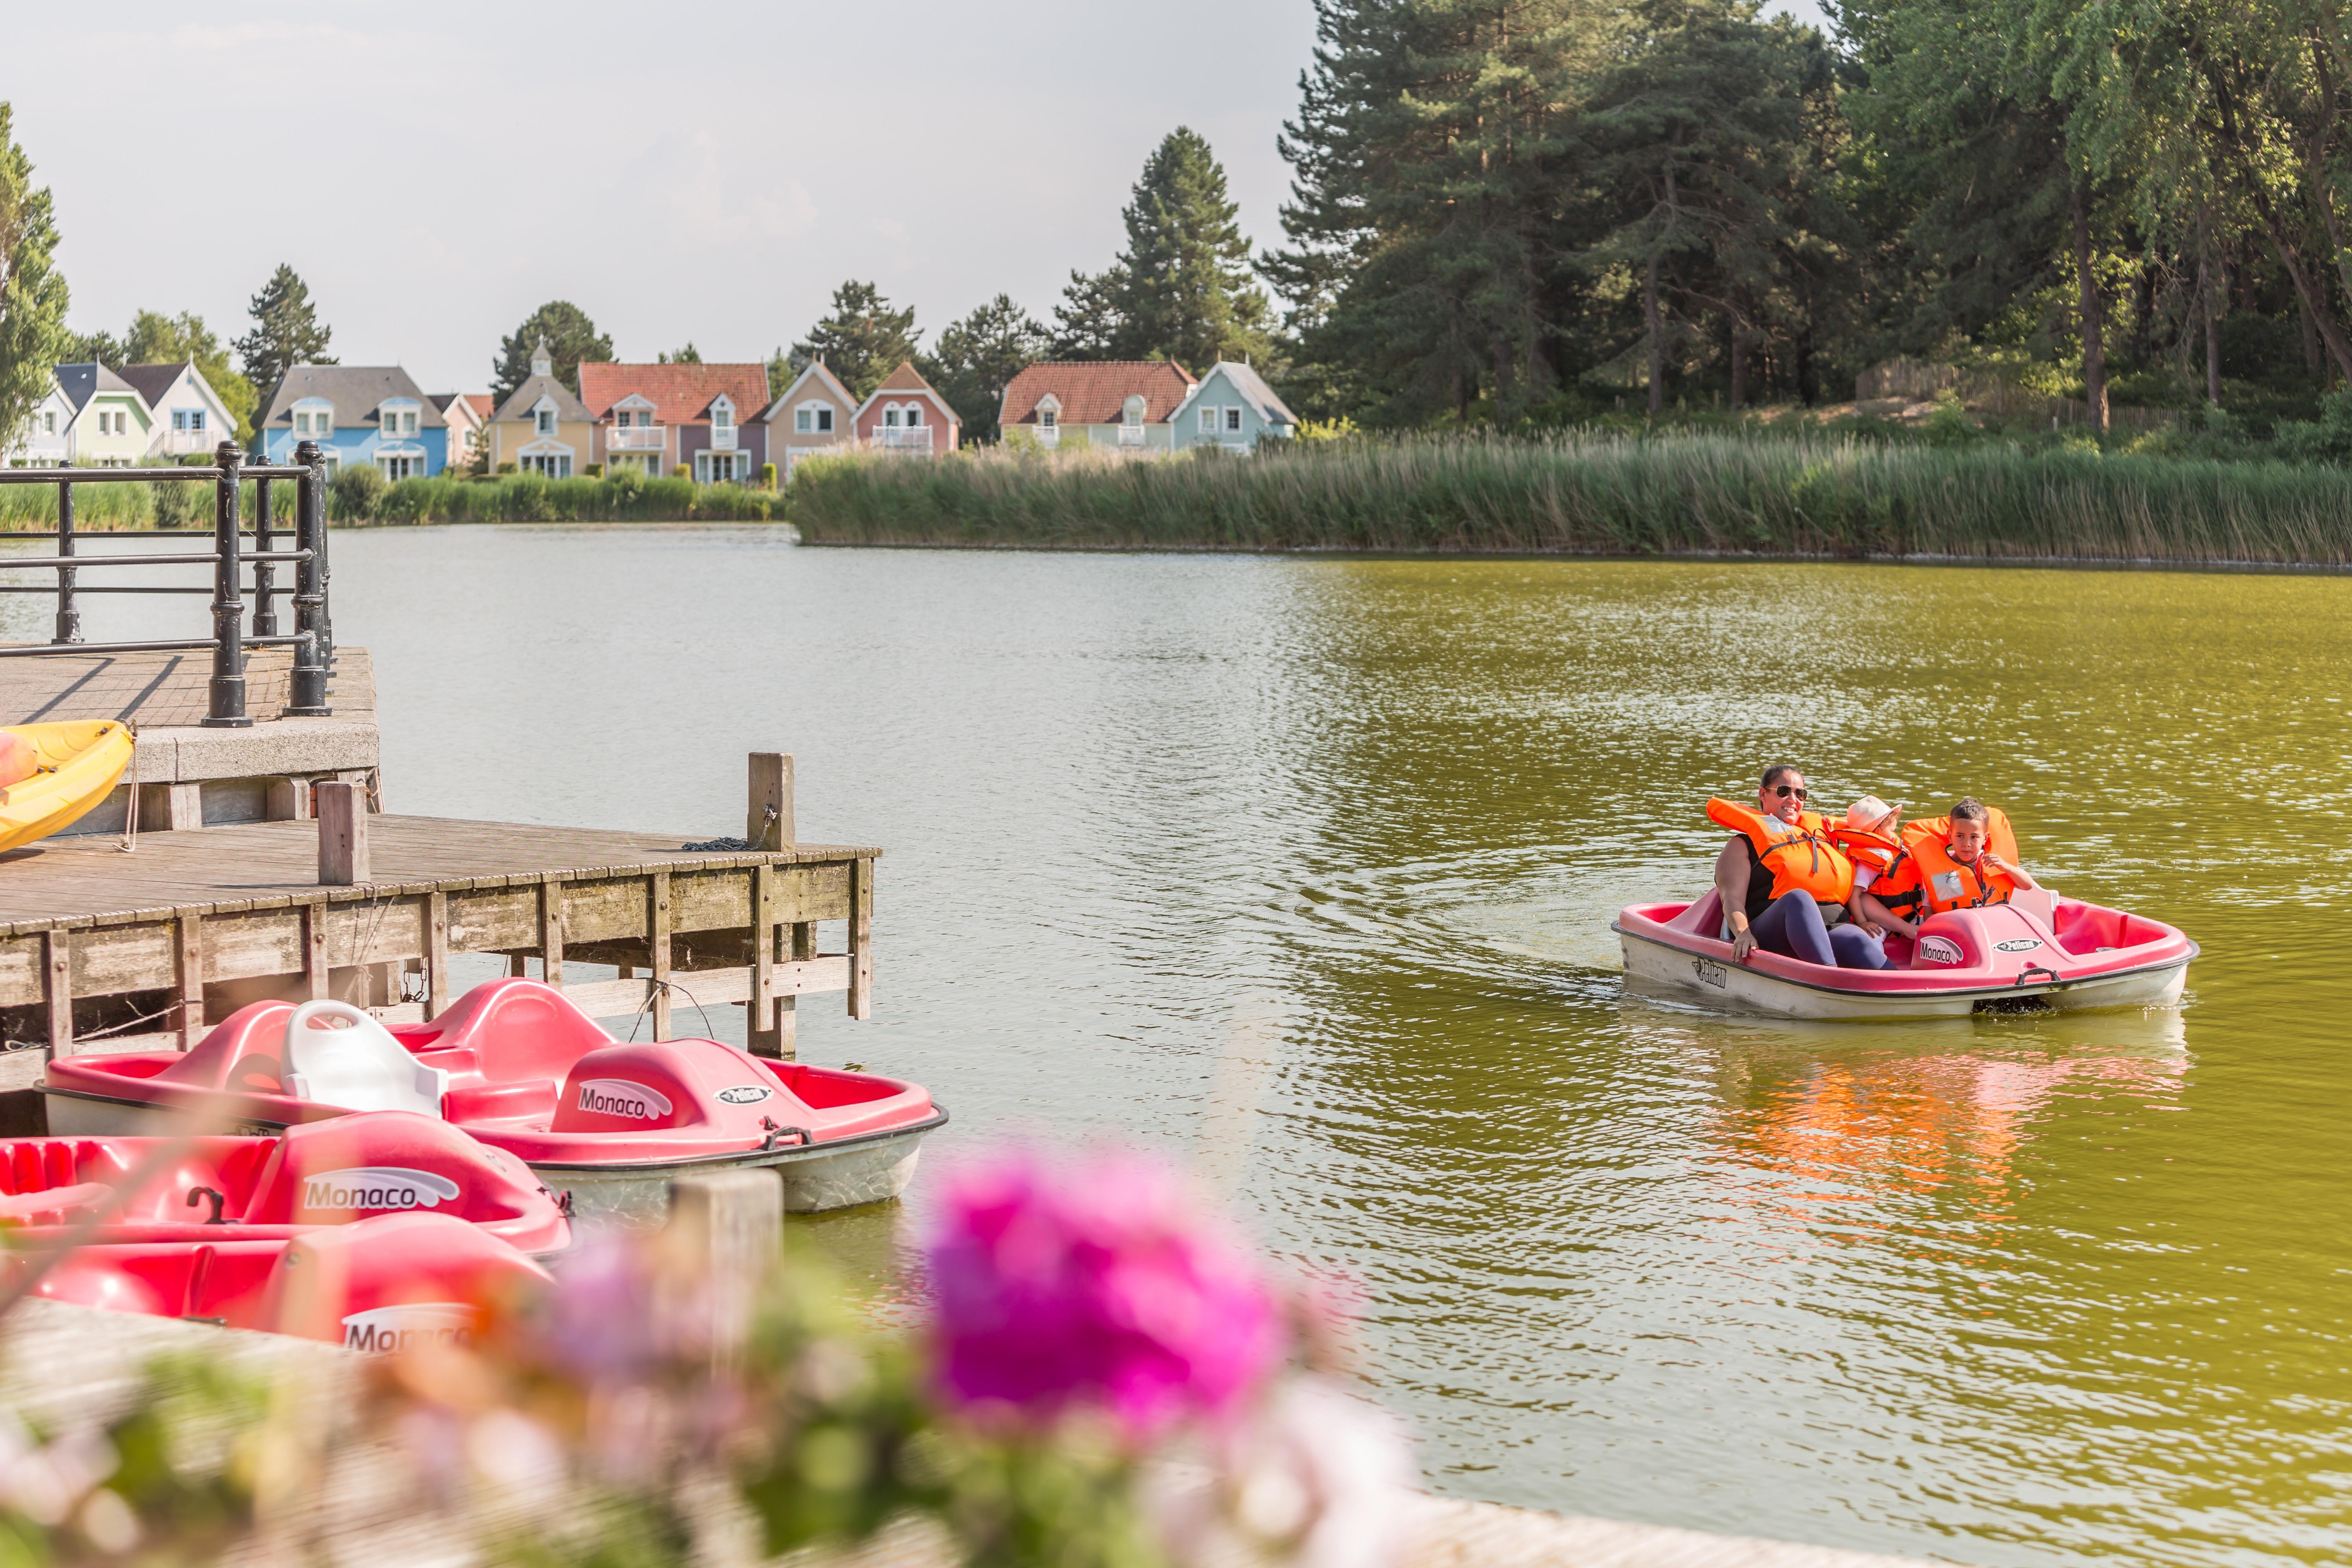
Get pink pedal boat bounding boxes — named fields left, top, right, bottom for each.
left=1613, top=889, right=2197, bottom=1020
left=41, top=980, right=946, bottom=1226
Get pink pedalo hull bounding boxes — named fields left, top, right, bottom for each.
left=1612, top=888, right=2196, bottom=1020
left=42, top=979, right=946, bottom=1225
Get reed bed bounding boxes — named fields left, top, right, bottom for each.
left=351, top=474, right=777, bottom=525
left=784, top=435, right=2352, bottom=565
left=0, top=475, right=290, bottom=530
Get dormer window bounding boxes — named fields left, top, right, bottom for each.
left=1123, top=396, right=1146, bottom=427
left=712, top=399, right=733, bottom=430
left=536, top=407, right=555, bottom=435
left=1038, top=408, right=1058, bottom=431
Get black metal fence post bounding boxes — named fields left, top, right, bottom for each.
left=251, top=473, right=277, bottom=636
left=202, top=441, right=251, bottom=728
left=286, top=440, right=331, bottom=716
left=53, top=478, right=78, bottom=644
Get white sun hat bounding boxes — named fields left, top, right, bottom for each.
left=1844, top=795, right=1901, bottom=832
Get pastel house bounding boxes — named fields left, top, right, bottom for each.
left=1170, top=361, right=1299, bottom=452
left=486, top=341, right=594, bottom=478
left=852, top=361, right=959, bottom=455
left=3, top=371, right=76, bottom=466
left=117, top=362, right=240, bottom=460
left=432, top=392, right=492, bottom=472
left=257, top=366, right=450, bottom=479
left=45, top=365, right=155, bottom=467
left=997, top=361, right=1196, bottom=450
left=758, top=361, right=859, bottom=478
left=578, top=361, right=770, bottom=483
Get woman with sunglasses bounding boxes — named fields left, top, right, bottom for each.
left=1707, top=765, right=1892, bottom=970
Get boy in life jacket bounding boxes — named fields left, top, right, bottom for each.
left=1859, top=797, right=2037, bottom=937
left=1710, top=765, right=1891, bottom=970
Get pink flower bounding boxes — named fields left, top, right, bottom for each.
left=924, top=1149, right=1286, bottom=1439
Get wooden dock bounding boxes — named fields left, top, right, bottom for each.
left=0, top=810, right=876, bottom=1088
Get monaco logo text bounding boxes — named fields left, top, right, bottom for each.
left=341, top=1303, right=477, bottom=1356
left=300, top=1166, right=461, bottom=1213
left=576, top=1079, right=673, bottom=1120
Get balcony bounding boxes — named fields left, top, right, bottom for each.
left=872, top=427, right=933, bottom=453
left=158, top=429, right=216, bottom=455
left=710, top=427, right=739, bottom=452
left=1116, top=424, right=1146, bottom=448
left=607, top=425, right=666, bottom=451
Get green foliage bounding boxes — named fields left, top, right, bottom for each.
left=790, top=282, right=920, bottom=400
left=60, top=327, right=121, bottom=368
left=124, top=308, right=257, bottom=440
left=1056, top=128, right=1276, bottom=371
left=784, top=432, right=2352, bottom=564
left=925, top=294, right=1049, bottom=442
left=315, top=471, right=780, bottom=524
left=233, top=264, right=333, bottom=399
left=656, top=342, right=700, bottom=363
left=329, top=460, right=386, bottom=520
left=492, top=301, right=613, bottom=403
left=0, top=477, right=292, bottom=529
left=0, top=103, right=70, bottom=457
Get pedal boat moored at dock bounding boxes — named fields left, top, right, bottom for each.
left=1612, top=888, right=2196, bottom=1020
left=41, top=980, right=947, bottom=1225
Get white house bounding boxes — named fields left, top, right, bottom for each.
left=2, top=372, right=75, bottom=466
left=117, top=362, right=239, bottom=460
left=1170, top=361, right=1300, bottom=452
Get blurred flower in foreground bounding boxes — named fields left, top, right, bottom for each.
left=924, top=1149, right=1287, bottom=1441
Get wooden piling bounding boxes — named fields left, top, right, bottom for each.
left=746, top=752, right=793, bottom=851
left=316, top=782, right=368, bottom=885
left=665, top=1169, right=782, bottom=1361
left=745, top=753, right=795, bottom=1057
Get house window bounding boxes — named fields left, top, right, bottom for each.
left=521, top=454, right=571, bottom=478
left=536, top=409, right=555, bottom=435
left=42, top=413, right=54, bottom=435
left=699, top=452, right=742, bottom=484
left=189, top=409, right=205, bottom=433
left=816, top=407, right=833, bottom=432
left=884, top=408, right=902, bottom=428
left=1199, top=406, right=1217, bottom=433
left=905, top=406, right=922, bottom=427
left=293, top=412, right=309, bottom=435
left=1038, top=409, right=1057, bottom=431
left=380, top=455, right=416, bottom=481
left=1224, top=407, right=1243, bottom=433
left=1124, top=397, right=1144, bottom=427
left=795, top=409, right=811, bottom=433
left=713, top=400, right=733, bottom=429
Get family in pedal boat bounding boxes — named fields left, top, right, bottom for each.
left=1710, top=765, right=2034, bottom=971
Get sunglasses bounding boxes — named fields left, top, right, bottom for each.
left=1770, top=785, right=1807, bottom=800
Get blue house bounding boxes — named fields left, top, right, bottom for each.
left=255, top=365, right=449, bottom=478
left=1169, top=361, right=1299, bottom=452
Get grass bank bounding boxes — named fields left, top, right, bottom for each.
left=0, top=472, right=778, bottom=529
left=783, top=436, right=2352, bottom=564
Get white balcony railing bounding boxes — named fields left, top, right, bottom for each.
left=607, top=426, right=666, bottom=450
left=1036, top=425, right=1060, bottom=448
left=710, top=427, right=738, bottom=452
left=158, top=429, right=215, bottom=455
left=1117, top=424, right=1146, bottom=447
left=872, top=427, right=932, bottom=452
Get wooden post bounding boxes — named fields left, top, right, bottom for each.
left=425, top=892, right=450, bottom=1020
left=266, top=777, right=312, bottom=822
left=316, top=782, right=368, bottom=884
left=539, top=877, right=565, bottom=984
left=747, top=863, right=781, bottom=1058
left=847, top=856, right=872, bottom=1021
left=664, top=1169, right=782, bottom=1362
left=746, top=752, right=793, bottom=850
left=165, top=783, right=203, bottom=832
left=176, top=916, right=206, bottom=1047
left=300, top=904, right=328, bottom=1002
left=648, top=871, right=672, bottom=1040
left=43, top=932, right=71, bottom=1062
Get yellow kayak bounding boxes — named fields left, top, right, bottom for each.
left=0, top=721, right=135, bottom=853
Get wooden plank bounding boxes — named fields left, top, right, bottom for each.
left=302, top=903, right=328, bottom=1001
left=0, top=936, right=38, bottom=1009
left=671, top=868, right=751, bottom=935
left=558, top=877, right=648, bottom=945
left=847, top=857, right=873, bottom=1022
left=200, top=908, right=303, bottom=983
left=175, top=916, right=204, bottom=1048
left=165, top=783, right=201, bottom=833
left=747, top=862, right=780, bottom=1058
left=316, top=782, right=367, bottom=883
left=775, top=862, right=852, bottom=925
left=425, top=891, right=449, bottom=1020
left=746, top=752, right=793, bottom=851
left=320, top=897, right=427, bottom=970
left=71, top=923, right=175, bottom=999
left=539, top=877, right=564, bottom=984
left=648, top=872, right=671, bottom=1041
left=43, top=933, right=70, bottom=1060
left=549, top=957, right=849, bottom=1021
left=445, top=885, right=538, bottom=952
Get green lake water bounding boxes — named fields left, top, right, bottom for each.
left=32, top=532, right=2349, bottom=1565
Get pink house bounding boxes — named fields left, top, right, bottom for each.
left=854, top=361, right=959, bottom=455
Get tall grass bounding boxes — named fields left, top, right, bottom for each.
left=0, top=475, right=294, bottom=529
left=783, top=435, right=2352, bottom=565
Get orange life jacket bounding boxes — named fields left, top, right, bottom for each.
left=1826, top=823, right=1902, bottom=878
left=1707, top=798, right=1856, bottom=907
left=1900, top=809, right=2022, bottom=915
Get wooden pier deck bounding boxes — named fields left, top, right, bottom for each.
left=0, top=813, right=876, bottom=1088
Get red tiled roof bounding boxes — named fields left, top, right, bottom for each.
left=464, top=394, right=493, bottom=422
left=576, top=362, right=772, bottom=424
left=999, top=360, right=1196, bottom=427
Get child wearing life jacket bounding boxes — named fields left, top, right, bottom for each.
left=1862, top=798, right=2036, bottom=933
left=1709, top=766, right=1891, bottom=970
left=1827, top=796, right=1909, bottom=936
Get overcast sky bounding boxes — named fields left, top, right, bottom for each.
left=10, top=0, right=1823, bottom=394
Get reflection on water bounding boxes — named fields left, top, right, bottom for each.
left=39, top=535, right=2352, bottom=1565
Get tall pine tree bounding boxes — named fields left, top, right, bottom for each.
left=492, top=301, right=612, bottom=401
left=234, top=264, right=333, bottom=399
left=0, top=104, right=70, bottom=456
left=925, top=295, right=1048, bottom=441
left=790, top=281, right=920, bottom=399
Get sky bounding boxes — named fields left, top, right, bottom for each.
left=9, top=0, right=1825, bottom=396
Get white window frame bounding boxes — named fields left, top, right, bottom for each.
left=535, top=402, right=556, bottom=436
left=883, top=406, right=903, bottom=428
left=711, top=397, right=734, bottom=431
left=379, top=454, right=417, bottom=482
left=1224, top=407, right=1243, bottom=433
left=905, top=404, right=922, bottom=427
left=1198, top=406, right=1216, bottom=434
left=1123, top=396, right=1145, bottom=428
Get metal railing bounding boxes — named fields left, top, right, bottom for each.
left=0, top=439, right=335, bottom=727
left=607, top=426, right=665, bottom=450
left=871, top=427, right=931, bottom=451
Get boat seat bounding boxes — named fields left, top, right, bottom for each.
left=282, top=1001, right=450, bottom=1117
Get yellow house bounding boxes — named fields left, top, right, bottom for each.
left=487, top=340, right=596, bottom=477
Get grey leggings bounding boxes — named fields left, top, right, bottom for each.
left=1750, top=889, right=1890, bottom=969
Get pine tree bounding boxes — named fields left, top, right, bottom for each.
left=234, top=264, right=333, bottom=399
left=658, top=343, right=702, bottom=363
left=1051, top=267, right=1130, bottom=358
left=0, top=104, right=70, bottom=456
left=790, top=281, right=919, bottom=399
left=492, top=301, right=612, bottom=402
left=124, top=308, right=257, bottom=439
left=924, top=295, right=1049, bottom=441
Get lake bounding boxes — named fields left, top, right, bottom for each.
left=27, top=530, right=2350, bottom=1566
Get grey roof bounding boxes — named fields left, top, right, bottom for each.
left=53, top=363, right=141, bottom=416
left=491, top=374, right=590, bottom=424
left=259, top=365, right=445, bottom=429
left=1193, top=361, right=1299, bottom=428
left=114, top=363, right=190, bottom=408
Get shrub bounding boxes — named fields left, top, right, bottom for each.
left=672, top=464, right=689, bottom=480
left=329, top=462, right=386, bottom=520
left=760, top=462, right=777, bottom=489
left=584, top=463, right=603, bottom=478
left=496, top=461, right=517, bottom=474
